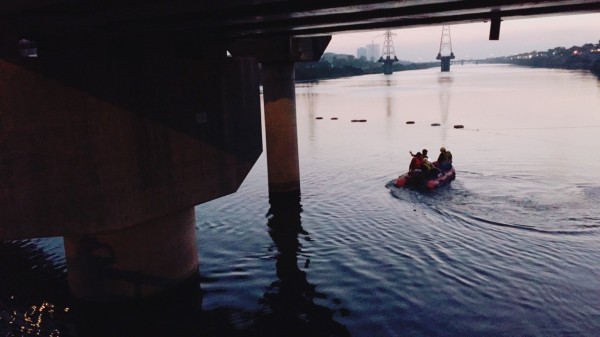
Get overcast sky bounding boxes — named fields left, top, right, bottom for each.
left=325, top=12, right=600, bottom=62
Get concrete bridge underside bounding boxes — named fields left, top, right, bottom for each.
left=1, top=1, right=599, bottom=302
left=2, top=1, right=600, bottom=40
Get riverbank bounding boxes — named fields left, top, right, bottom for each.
left=294, top=52, right=438, bottom=81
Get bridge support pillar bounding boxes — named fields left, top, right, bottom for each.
left=64, top=207, right=198, bottom=301
left=229, top=35, right=331, bottom=198
left=262, top=62, right=301, bottom=197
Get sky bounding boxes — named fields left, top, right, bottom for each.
left=325, top=12, right=600, bottom=62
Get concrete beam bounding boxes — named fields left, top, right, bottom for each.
left=228, top=36, right=331, bottom=63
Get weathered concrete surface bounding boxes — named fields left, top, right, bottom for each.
left=0, top=38, right=262, bottom=239
left=262, top=62, right=300, bottom=196
left=64, top=207, right=198, bottom=301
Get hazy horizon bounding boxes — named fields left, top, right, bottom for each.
left=325, top=12, right=600, bottom=62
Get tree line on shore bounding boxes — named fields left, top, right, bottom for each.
left=480, top=41, right=600, bottom=77
left=294, top=52, right=438, bottom=81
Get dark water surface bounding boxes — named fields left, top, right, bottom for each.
left=2, top=65, right=600, bottom=336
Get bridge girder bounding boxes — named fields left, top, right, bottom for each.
left=1, top=0, right=600, bottom=42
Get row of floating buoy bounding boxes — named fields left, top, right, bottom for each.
left=314, top=117, right=464, bottom=128
left=315, top=117, right=366, bottom=122
left=405, top=121, right=464, bottom=128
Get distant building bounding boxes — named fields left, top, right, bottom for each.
left=321, top=52, right=354, bottom=63
left=366, top=43, right=380, bottom=62
left=357, top=47, right=367, bottom=59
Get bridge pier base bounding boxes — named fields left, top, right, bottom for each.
left=440, top=56, right=452, bottom=72
left=64, top=207, right=198, bottom=301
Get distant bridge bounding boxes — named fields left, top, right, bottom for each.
left=451, top=59, right=482, bottom=65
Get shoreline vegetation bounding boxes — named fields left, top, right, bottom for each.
left=296, top=41, right=600, bottom=81
left=486, top=40, right=600, bottom=78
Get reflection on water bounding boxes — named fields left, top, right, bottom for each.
left=73, top=274, right=203, bottom=337
left=0, top=196, right=350, bottom=337
left=0, top=298, right=64, bottom=337
left=438, top=74, right=453, bottom=144
left=301, top=82, right=319, bottom=144
left=0, top=241, right=207, bottom=337
left=0, top=240, right=70, bottom=337
left=384, top=78, right=395, bottom=118
left=256, top=194, right=350, bottom=337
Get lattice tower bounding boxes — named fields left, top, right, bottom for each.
left=381, top=30, right=397, bottom=59
left=438, top=25, right=454, bottom=57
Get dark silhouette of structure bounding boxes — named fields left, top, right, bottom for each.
left=436, top=25, right=456, bottom=72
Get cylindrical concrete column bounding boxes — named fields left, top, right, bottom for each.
left=64, top=207, right=198, bottom=301
left=261, top=61, right=300, bottom=197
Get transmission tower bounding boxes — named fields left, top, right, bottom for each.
left=378, top=30, right=399, bottom=75
left=436, top=25, right=455, bottom=72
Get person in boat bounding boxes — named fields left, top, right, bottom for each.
left=408, top=151, right=423, bottom=173
left=410, top=149, right=428, bottom=159
left=436, top=147, right=453, bottom=171
left=421, top=156, right=442, bottom=179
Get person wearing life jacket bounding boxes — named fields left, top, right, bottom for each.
left=421, top=156, right=442, bottom=179
left=412, top=149, right=428, bottom=159
left=421, top=157, right=435, bottom=171
left=408, top=151, right=423, bottom=173
left=437, top=147, right=453, bottom=171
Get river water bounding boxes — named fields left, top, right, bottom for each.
left=2, top=64, right=600, bottom=336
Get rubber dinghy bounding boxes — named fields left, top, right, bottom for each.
left=394, top=167, right=456, bottom=190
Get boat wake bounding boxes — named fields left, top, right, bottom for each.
left=386, top=176, right=600, bottom=237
